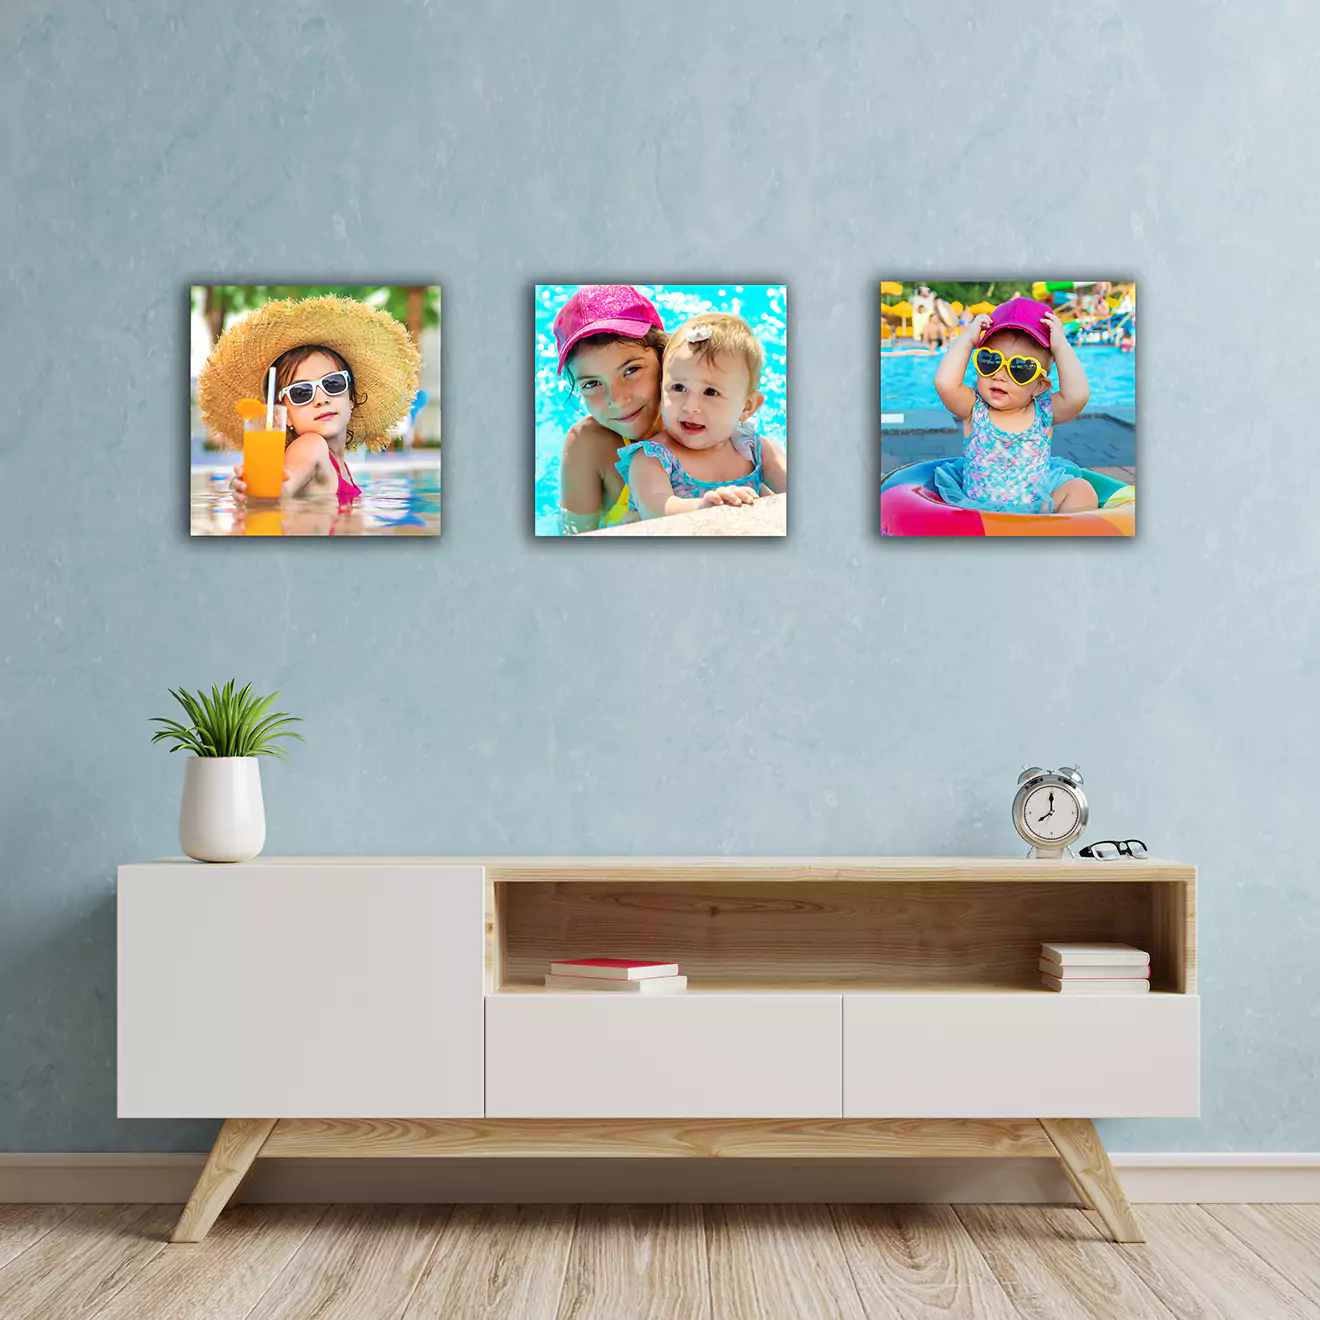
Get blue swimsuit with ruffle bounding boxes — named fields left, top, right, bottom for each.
left=932, top=392, right=1081, bottom=514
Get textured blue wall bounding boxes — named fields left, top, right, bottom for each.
left=3, top=2, right=1316, bottom=1154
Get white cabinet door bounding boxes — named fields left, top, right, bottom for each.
left=486, top=994, right=842, bottom=1118
left=117, top=861, right=484, bottom=1118
left=844, top=993, right=1200, bottom=1118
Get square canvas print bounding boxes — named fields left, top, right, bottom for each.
left=534, top=284, right=787, bottom=536
left=880, top=281, right=1135, bottom=536
left=190, top=285, right=441, bottom=536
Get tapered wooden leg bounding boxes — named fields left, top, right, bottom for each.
left=1039, top=1118, right=1143, bottom=1243
left=172, top=1118, right=278, bottom=1244
left=1054, top=1151, right=1096, bottom=1209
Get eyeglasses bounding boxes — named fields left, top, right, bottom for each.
left=1078, top=839, right=1148, bottom=860
left=974, top=347, right=1048, bottom=387
left=278, top=370, right=352, bottom=407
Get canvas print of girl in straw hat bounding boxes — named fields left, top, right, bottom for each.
left=190, top=286, right=441, bottom=537
left=534, top=284, right=788, bottom=537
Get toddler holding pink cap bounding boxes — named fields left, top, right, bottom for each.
left=616, top=313, right=787, bottom=521
left=553, top=285, right=670, bottom=534
left=931, top=296, right=1097, bottom=514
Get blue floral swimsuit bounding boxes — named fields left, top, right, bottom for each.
left=615, top=426, right=763, bottom=512
left=932, top=392, right=1081, bottom=514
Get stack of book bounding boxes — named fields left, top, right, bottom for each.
left=1040, top=942, right=1150, bottom=994
left=543, top=957, right=687, bottom=994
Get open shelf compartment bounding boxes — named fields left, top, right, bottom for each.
left=485, top=863, right=1194, bottom=996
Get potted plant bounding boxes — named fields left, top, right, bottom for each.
left=150, top=681, right=302, bottom=863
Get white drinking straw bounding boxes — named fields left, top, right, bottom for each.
left=265, top=366, right=276, bottom=431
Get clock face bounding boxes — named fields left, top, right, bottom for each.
left=1022, top=783, right=1081, bottom=841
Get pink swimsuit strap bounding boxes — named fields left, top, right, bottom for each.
left=326, top=449, right=362, bottom=503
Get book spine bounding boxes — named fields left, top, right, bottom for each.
left=1040, top=946, right=1150, bottom=966
left=1039, top=958, right=1149, bottom=979
left=1042, top=974, right=1150, bottom=994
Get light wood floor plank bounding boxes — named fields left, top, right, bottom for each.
left=9, top=1200, right=1318, bottom=1320
left=0, top=1204, right=79, bottom=1269
left=955, top=1204, right=1173, bottom=1320
left=832, top=1204, right=1019, bottom=1319
left=706, top=1204, right=867, bottom=1320
left=87, top=1206, right=328, bottom=1320
left=402, top=1204, right=576, bottom=1320
left=1202, top=1205, right=1320, bottom=1308
left=1116, top=1204, right=1319, bottom=1318
left=557, top=1204, right=709, bottom=1320
left=0, top=1204, right=177, bottom=1320
left=245, top=1204, right=452, bottom=1320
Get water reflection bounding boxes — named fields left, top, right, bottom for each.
left=190, top=463, right=441, bottom=537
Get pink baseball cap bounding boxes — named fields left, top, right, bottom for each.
left=980, top=295, right=1053, bottom=350
left=553, top=285, right=664, bottom=373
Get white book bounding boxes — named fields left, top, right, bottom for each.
left=547, top=958, right=679, bottom=980
left=1040, top=942, right=1150, bottom=966
left=543, top=974, right=688, bottom=994
left=1039, top=957, right=1149, bottom=980
left=1042, top=973, right=1150, bottom=994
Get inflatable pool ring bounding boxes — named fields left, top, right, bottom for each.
left=881, top=460, right=1135, bottom=536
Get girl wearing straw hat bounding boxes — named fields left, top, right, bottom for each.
left=198, top=294, right=421, bottom=503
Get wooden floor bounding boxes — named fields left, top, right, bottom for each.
left=1, top=1202, right=1317, bottom=1319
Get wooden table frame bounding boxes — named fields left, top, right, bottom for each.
left=173, top=1114, right=1143, bottom=1244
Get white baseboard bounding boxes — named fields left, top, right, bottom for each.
left=1, top=1153, right=1318, bottom=1205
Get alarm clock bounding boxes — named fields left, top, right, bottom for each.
left=1013, top=765, right=1088, bottom=858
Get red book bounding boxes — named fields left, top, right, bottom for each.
left=548, top=958, right=679, bottom=981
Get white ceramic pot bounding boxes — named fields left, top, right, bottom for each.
left=179, top=757, right=266, bottom=863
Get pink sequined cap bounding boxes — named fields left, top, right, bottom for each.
left=980, top=295, right=1053, bottom=350
left=553, top=285, right=664, bottom=373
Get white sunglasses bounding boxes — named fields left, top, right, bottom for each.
left=277, top=369, right=352, bottom=407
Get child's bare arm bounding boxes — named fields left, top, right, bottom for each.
left=282, top=433, right=328, bottom=495
left=931, top=312, right=989, bottom=419
left=1044, top=312, right=1090, bottom=424
left=629, top=451, right=686, bottom=519
left=629, top=452, right=757, bottom=519
left=760, top=438, right=787, bottom=494
left=559, top=419, right=607, bottom=529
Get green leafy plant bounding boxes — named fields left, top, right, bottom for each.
left=150, top=681, right=303, bottom=761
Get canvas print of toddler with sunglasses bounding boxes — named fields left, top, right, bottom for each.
left=190, top=285, right=442, bottom=537
left=880, top=281, right=1136, bottom=537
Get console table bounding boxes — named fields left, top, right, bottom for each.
left=115, top=856, right=1198, bottom=1245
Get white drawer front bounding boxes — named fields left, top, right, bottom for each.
left=486, top=994, right=842, bottom=1118
left=117, top=863, right=485, bottom=1118
left=844, top=993, right=1200, bottom=1118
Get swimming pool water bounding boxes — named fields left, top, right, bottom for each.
left=880, top=344, right=1136, bottom=412
left=190, top=464, right=442, bottom=536
left=534, top=285, right=787, bottom=536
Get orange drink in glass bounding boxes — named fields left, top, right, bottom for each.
left=242, top=405, right=287, bottom=499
